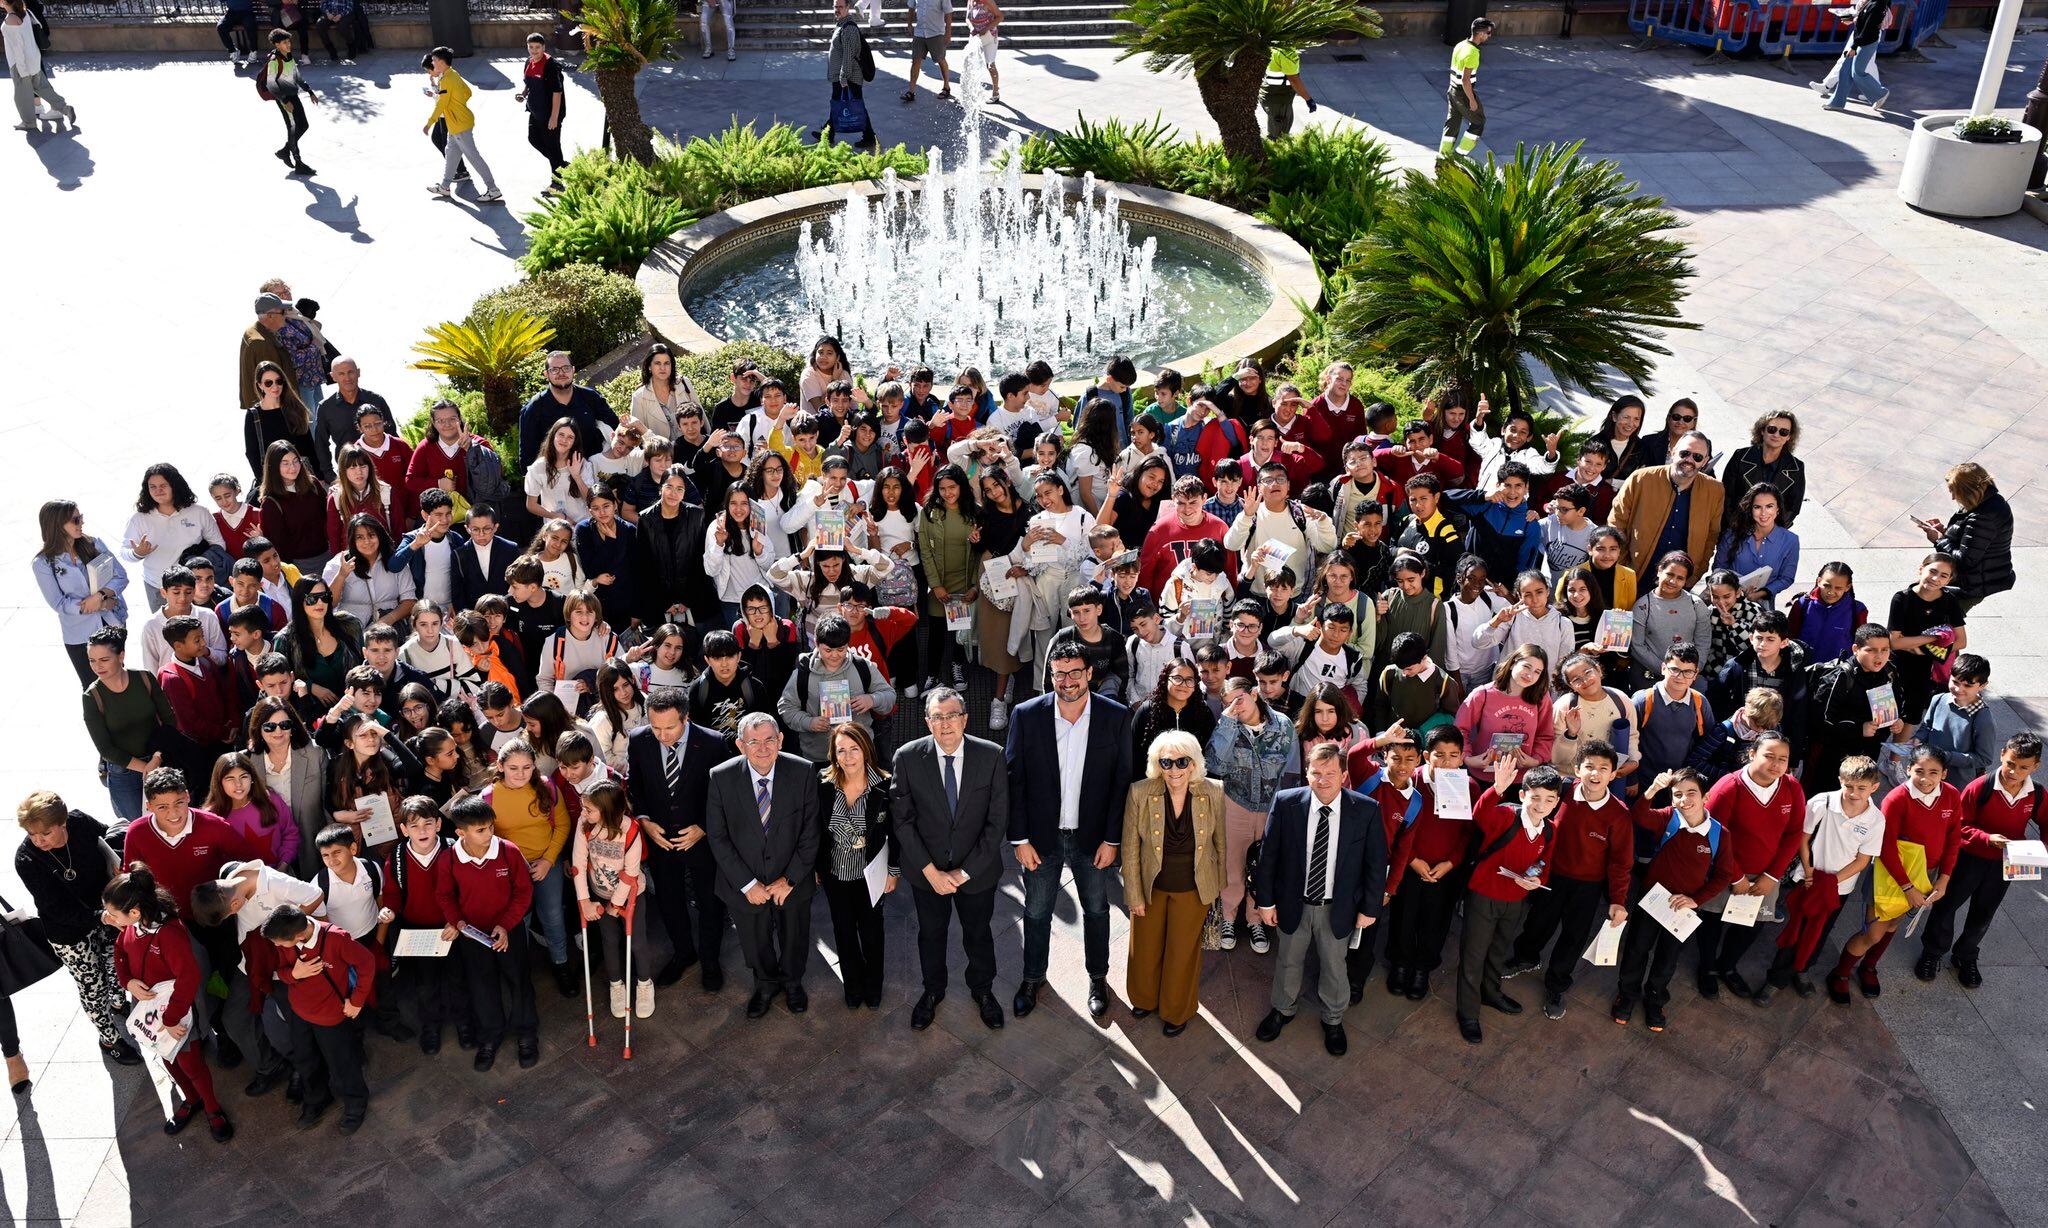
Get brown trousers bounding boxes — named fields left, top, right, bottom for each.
left=1126, top=888, right=1206, bottom=1026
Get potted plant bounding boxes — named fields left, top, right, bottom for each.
left=1951, top=116, right=2024, bottom=143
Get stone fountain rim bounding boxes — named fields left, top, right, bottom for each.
left=635, top=173, right=1322, bottom=400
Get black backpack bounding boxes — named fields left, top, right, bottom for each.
left=858, top=30, right=877, bottom=81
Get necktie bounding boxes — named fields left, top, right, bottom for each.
left=1306, top=803, right=1331, bottom=905
left=756, top=777, right=773, bottom=828
left=665, top=744, right=682, bottom=795
left=943, top=752, right=959, bottom=816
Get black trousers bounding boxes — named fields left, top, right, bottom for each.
left=1456, top=893, right=1527, bottom=1021
left=1512, top=873, right=1609, bottom=995
left=391, top=944, right=464, bottom=1031
left=913, top=885, right=997, bottom=995
left=1767, top=896, right=1847, bottom=986
left=455, top=927, right=537, bottom=1047
left=1385, top=874, right=1461, bottom=975
left=64, top=642, right=93, bottom=688
left=275, top=99, right=309, bottom=164
left=1344, top=904, right=1379, bottom=990
left=1696, top=898, right=1770, bottom=977
left=730, top=892, right=813, bottom=991
left=288, top=1014, right=367, bottom=1112
left=526, top=112, right=567, bottom=174
left=822, top=875, right=886, bottom=1000
left=1922, top=854, right=2008, bottom=964
left=646, top=840, right=729, bottom=973
left=0, top=996, right=17, bottom=1059
left=1614, top=914, right=1686, bottom=1007
left=216, top=8, right=256, bottom=51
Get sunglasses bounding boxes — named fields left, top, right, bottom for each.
left=260, top=720, right=294, bottom=732
left=1158, top=756, right=1194, bottom=770
left=1670, top=413, right=1696, bottom=423
left=1677, top=450, right=1707, bottom=463
left=1763, top=425, right=1792, bottom=437
left=303, top=592, right=330, bottom=603
left=259, top=379, right=284, bottom=388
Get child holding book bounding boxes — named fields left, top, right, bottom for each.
left=106, top=865, right=234, bottom=1141
left=436, top=794, right=538, bottom=1071
left=1614, top=768, right=1730, bottom=1032
left=382, top=797, right=465, bottom=1053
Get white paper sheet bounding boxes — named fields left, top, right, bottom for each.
left=1583, top=919, right=1624, bottom=967
left=863, top=850, right=891, bottom=907
left=1434, top=769, right=1473, bottom=820
left=355, top=794, right=398, bottom=846
left=1639, top=884, right=1700, bottom=942
left=1719, top=890, right=1765, bottom=928
left=553, top=676, right=585, bottom=710
left=126, top=980, right=190, bottom=1061
left=391, top=928, right=453, bottom=958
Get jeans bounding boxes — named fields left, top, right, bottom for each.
left=529, top=859, right=570, bottom=963
left=297, top=381, right=324, bottom=425
left=217, top=8, right=257, bottom=52
left=102, top=760, right=144, bottom=822
left=1019, top=830, right=1114, bottom=981
left=700, top=0, right=734, bottom=50
left=440, top=128, right=499, bottom=194
left=1829, top=44, right=1883, bottom=107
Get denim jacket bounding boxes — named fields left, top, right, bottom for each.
left=1206, top=706, right=1302, bottom=811
left=33, top=540, right=129, bottom=646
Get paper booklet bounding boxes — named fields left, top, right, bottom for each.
left=1433, top=769, right=1473, bottom=820
left=126, top=980, right=190, bottom=1061
left=356, top=794, right=398, bottom=846
left=1594, top=608, right=1633, bottom=653
left=1719, top=890, right=1765, bottom=928
left=459, top=923, right=498, bottom=948
left=980, top=558, right=1019, bottom=605
left=1639, top=883, right=1700, bottom=941
left=1583, top=918, right=1624, bottom=967
left=820, top=678, right=854, bottom=725
left=1900, top=903, right=1929, bottom=940
left=815, top=504, right=848, bottom=551
left=1182, top=599, right=1220, bottom=643
left=1250, top=541, right=1297, bottom=578
left=1866, top=682, right=1898, bottom=728
left=1488, top=732, right=1525, bottom=761
left=2003, top=838, right=2048, bottom=882
left=863, top=850, right=891, bottom=907
left=87, top=553, right=117, bottom=594
left=391, top=928, right=454, bottom=958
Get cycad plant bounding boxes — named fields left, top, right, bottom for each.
left=1330, top=142, right=1695, bottom=415
left=411, top=310, right=557, bottom=433
left=1116, top=0, right=1381, bottom=163
left=571, top=0, right=683, bottom=165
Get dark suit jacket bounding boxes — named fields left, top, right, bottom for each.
left=703, top=753, right=820, bottom=906
left=815, top=772, right=898, bottom=877
left=891, top=735, right=1008, bottom=893
left=1004, top=693, right=1132, bottom=852
left=1252, top=786, right=1387, bottom=939
left=453, top=536, right=515, bottom=612
left=624, top=721, right=733, bottom=837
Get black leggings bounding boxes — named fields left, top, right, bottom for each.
left=276, top=99, right=309, bottom=163
left=0, top=995, right=19, bottom=1060
left=921, top=614, right=959, bottom=684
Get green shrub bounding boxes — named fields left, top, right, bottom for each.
left=599, top=370, right=640, bottom=421
left=522, top=150, right=691, bottom=276
left=651, top=124, right=928, bottom=215
left=472, top=264, right=645, bottom=368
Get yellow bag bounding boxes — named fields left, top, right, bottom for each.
left=1871, top=840, right=1930, bottom=922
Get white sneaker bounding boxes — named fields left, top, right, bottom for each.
left=702, top=47, right=713, bottom=58
left=988, top=697, right=1009, bottom=732
left=1218, top=920, right=1237, bottom=951
left=634, top=979, right=655, bottom=1018
left=609, top=980, right=628, bottom=1019
left=727, top=49, right=737, bottom=60
left=902, top=680, right=920, bottom=700
left=478, top=190, right=504, bottom=204
left=1248, top=922, right=1271, bottom=954
left=427, top=183, right=453, bottom=197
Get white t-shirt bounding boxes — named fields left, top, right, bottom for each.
left=524, top=456, right=595, bottom=523
left=1068, top=444, right=1108, bottom=509
left=322, top=858, right=381, bottom=939
left=224, top=860, right=324, bottom=941
left=1805, top=791, right=1885, bottom=895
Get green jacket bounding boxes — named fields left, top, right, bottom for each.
left=916, top=505, right=977, bottom=615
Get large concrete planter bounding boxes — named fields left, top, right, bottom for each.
left=1898, top=113, right=2045, bottom=218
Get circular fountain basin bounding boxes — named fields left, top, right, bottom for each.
left=637, top=176, right=1321, bottom=398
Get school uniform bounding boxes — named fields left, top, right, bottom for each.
left=1457, top=789, right=1556, bottom=1027
left=1509, top=786, right=1632, bottom=999
left=124, top=812, right=242, bottom=1046
left=272, top=919, right=376, bottom=1123
left=317, top=854, right=406, bottom=1035
left=435, top=836, right=538, bottom=1052
left=1766, top=790, right=1882, bottom=987
left=1923, top=775, right=2042, bottom=972
left=1614, top=806, right=1734, bottom=1014
left=1697, top=769, right=1806, bottom=992
left=1342, top=770, right=1424, bottom=994
left=223, top=860, right=324, bottom=1086
left=383, top=839, right=465, bottom=1038
left=1382, top=769, right=1481, bottom=994
left=114, top=918, right=223, bottom=1118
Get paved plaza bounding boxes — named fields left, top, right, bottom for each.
left=3, top=23, right=2048, bottom=1227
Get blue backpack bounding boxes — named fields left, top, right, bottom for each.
left=1658, top=813, right=1722, bottom=861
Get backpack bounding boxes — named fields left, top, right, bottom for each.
left=794, top=654, right=872, bottom=712
left=1644, top=684, right=1705, bottom=738
left=314, top=856, right=384, bottom=923
left=1658, top=813, right=1722, bottom=862
left=858, top=31, right=877, bottom=82
left=1476, top=808, right=1556, bottom=871
left=1356, top=770, right=1426, bottom=829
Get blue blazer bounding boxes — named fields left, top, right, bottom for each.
left=1252, top=785, right=1386, bottom=939
left=1004, top=692, right=1132, bottom=852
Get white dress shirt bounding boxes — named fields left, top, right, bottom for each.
left=1305, top=790, right=1344, bottom=902
left=1054, top=698, right=1091, bottom=833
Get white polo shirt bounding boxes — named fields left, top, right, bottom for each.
left=1805, top=791, right=1884, bottom=895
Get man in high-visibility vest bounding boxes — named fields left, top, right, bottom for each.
left=1439, top=17, right=1494, bottom=158
left=1262, top=45, right=1318, bottom=140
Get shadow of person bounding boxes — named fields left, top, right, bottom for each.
left=26, top=126, right=93, bottom=189
left=10, top=1102, right=64, bottom=1223
left=300, top=177, right=372, bottom=243
left=448, top=193, right=531, bottom=261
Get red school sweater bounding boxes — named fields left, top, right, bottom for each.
left=1387, top=767, right=1484, bottom=886
left=113, top=919, right=201, bottom=1030
left=435, top=836, right=534, bottom=934
left=272, top=921, right=378, bottom=1026
left=157, top=658, right=241, bottom=746
left=1550, top=787, right=1634, bottom=905
left=1634, top=803, right=1738, bottom=902
left=1958, top=776, right=2044, bottom=862
left=1703, top=770, right=1807, bottom=881
left=1878, top=782, right=1964, bottom=885
left=1467, top=788, right=1556, bottom=903
left=124, top=812, right=244, bottom=924
left=383, top=839, right=456, bottom=927
left=1354, top=773, right=1417, bottom=893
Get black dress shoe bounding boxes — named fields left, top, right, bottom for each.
left=1087, top=978, right=1109, bottom=1019
left=1956, top=959, right=1983, bottom=989
left=1405, top=973, right=1429, bottom=1001
left=1792, top=975, right=1818, bottom=998
left=374, top=1017, right=417, bottom=1042
left=208, top=1112, right=235, bottom=1143
left=338, top=1106, right=366, bottom=1135
left=244, top=1068, right=285, bottom=1098
left=285, top=1073, right=304, bottom=1104
left=1254, top=1009, right=1291, bottom=1042
left=551, top=961, right=578, bottom=999
left=1482, top=991, right=1522, bottom=1016
left=1385, top=967, right=1409, bottom=997
left=1750, top=981, right=1776, bottom=1007
left=1162, top=1020, right=1187, bottom=1037
left=1696, top=971, right=1721, bottom=1000
left=420, top=1028, right=442, bottom=1056
left=974, top=991, right=1005, bottom=1030
left=213, top=1033, right=244, bottom=1069
left=785, top=985, right=809, bottom=1014
left=1349, top=980, right=1365, bottom=1005
left=1913, top=954, right=1939, bottom=982
left=702, top=964, right=725, bottom=994
left=1719, top=970, right=1759, bottom=999
left=517, top=1036, right=539, bottom=1068
left=1322, top=1021, right=1348, bottom=1056
left=910, top=991, right=942, bottom=1030
left=864, top=987, right=884, bottom=1009
left=1012, top=979, right=1041, bottom=1018
left=1458, top=1016, right=1483, bottom=1044
left=456, top=1024, right=477, bottom=1051
left=1131, top=1006, right=1153, bottom=1019
left=473, top=1043, right=498, bottom=1072
left=297, top=1097, right=333, bottom=1128
left=654, top=956, right=693, bottom=988
left=746, top=988, right=775, bottom=1019
left=845, top=984, right=863, bottom=1010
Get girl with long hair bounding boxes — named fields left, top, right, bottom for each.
left=326, top=443, right=393, bottom=556
left=742, top=448, right=798, bottom=567
left=276, top=575, right=362, bottom=705
left=587, top=659, right=646, bottom=772
left=105, top=864, right=234, bottom=1141
left=33, top=498, right=129, bottom=684
left=1454, top=644, right=1556, bottom=784
left=484, top=738, right=575, bottom=987
left=1295, top=681, right=1368, bottom=757
left=205, top=751, right=298, bottom=868
left=258, top=440, right=328, bottom=572
left=399, top=599, right=480, bottom=701
left=242, top=359, right=316, bottom=486
left=869, top=466, right=923, bottom=612
left=916, top=463, right=981, bottom=692
left=972, top=467, right=1032, bottom=715
left=799, top=335, right=867, bottom=413
left=768, top=543, right=895, bottom=641
left=573, top=780, right=661, bottom=1020
left=322, top=514, right=415, bottom=628
left=626, top=342, right=701, bottom=444
left=122, top=463, right=226, bottom=606
left=391, top=682, right=440, bottom=741
left=525, top=517, right=586, bottom=594
left=634, top=623, right=693, bottom=691
left=1129, top=660, right=1216, bottom=775
left=1067, top=397, right=1121, bottom=515
left=519, top=689, right=593, bottom=777
left=1098, top=454, right=1172, bottom=543
left=525, top=416, right=594, bottom=524
left=704, top=485, right=771, bottom=626
left=323, top=709, right=415, bottom=856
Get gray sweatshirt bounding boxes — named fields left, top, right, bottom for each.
left=777, top=650, right=898, bottom=759
left=1629, top=588, right=1715, bottom=679
left=828, top=18, right=867, bottom=86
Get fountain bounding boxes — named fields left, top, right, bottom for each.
left=637, top=46, right=1320, bottom=389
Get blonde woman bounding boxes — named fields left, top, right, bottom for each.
left=1123, top=729, right=1226, bottom=1036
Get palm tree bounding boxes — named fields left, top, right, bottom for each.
left=411, top=311, right=557, bottom=434
left=1329, top=142, right=1696, bottom=416
left=1115, top=0, right=1380, bottom=164
left=571, top=0, right=683, bottom=166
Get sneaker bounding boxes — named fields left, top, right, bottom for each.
left=1870, top=89, right=1890, bottom=110
left=1247, top=922, right=1271, bottom=955
left=1955, top=958, right=1983, bottom=989
left=1791, top=975, right=1818, bottom=998
left=703, top=47, right=713, bottom=58
left=1912, top=954, right=1939, bottom=982
left=988, top=697, right=1009, bottom=732
left=1218, top=920, right=1237, bottom=951
left=902, top=680, right=921, bottom=700
left=951, top=662, right=967, bottom=688
left=12, top=122, right=33, bottom=132
left=479, top=190, right=504, bottom=204
left=1501, top=958, right=1539, bottom=979
left=609, top=980, right=628, bottom=1019
left=727, top=49, right=737, bottom=60
left=635, top=979, right=655, bottom=1018
left=1542, top=990, right=1566, bottom=1020
left=340, top=57, right=355, bottom=65
left=918, top=677, right=938, bottom=698
left=428, top=183, right=453, bottom=197
left=1644, top=1003, right=1668, bottom=1033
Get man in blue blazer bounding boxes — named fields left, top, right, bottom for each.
left=1251, top=742, right=1386, bottom=1056
left=1005, top=642, right=1132, bottom=1020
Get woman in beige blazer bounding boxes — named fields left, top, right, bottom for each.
left=1124, top=729, right=1227, bottom=1036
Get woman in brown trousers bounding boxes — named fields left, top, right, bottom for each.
left=1123, top=729, right=1227, bottom=1036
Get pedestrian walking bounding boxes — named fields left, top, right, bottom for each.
left=826, top=0, right=877, bottom=148
left=258, top=29, right=316, bottom=175
left=966, top=0, right=1002, bottom=102
left=1439, top=17, right=1491, bottom=158
left=2, top=0, right=71, bottom=131
left=700, top=0, right=736, bottom=61
left=514, top=32, right=568, bottom=183
left=902, top=0, right=952, bottom=103
left=1822, top=0, right=1892, bottom=112
left=1261, top=44, right=1316, bottom=139
left=423, top=46, right=503, bottom=204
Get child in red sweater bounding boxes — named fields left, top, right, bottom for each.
left=1383, top=726, right=1485, bottom=1002
left=1829, top=745, right=1962, bottom=1001
left=383, top=797, right=466, bottom=1054
left=437, top=794, right=538, bottom=1072
left=1697, top=732, right=1806, bottom=1000
left=1506, top=740, right=1633, bottom=1019
left=1763, top=756, right=1883, bottom=1003
left=1346, top=738, right=1424, bottom=1003
left=1613, top=769, right=1732, bottom=1032
left=156, top=618, right=240, bottom=754
left=124, top=768, right=246, bottom=1068
left=1457, top=760, right=1564, bottom=1045
left=261, top=904, right=375, bottom=1133
left=1920, top=733, right=2044, bottom=988
left=105, top=864, right=234, bottom=1142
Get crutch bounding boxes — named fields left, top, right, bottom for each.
left=570, top=864, right=595, bottom=1048
left=620, top=874, right=640, bottom=1061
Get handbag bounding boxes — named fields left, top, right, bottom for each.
left=1200, top=898, right=1225, bottom=951
left=0, top=897, right=63, bottom=997
left=829, top=84, right=871, bottom=143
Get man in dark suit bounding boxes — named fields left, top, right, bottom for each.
left=452, top=503, right=516, bottom=612
left=627, top=686, right=736, bottom=992
left=1252, top=742, right=1387, bottom=1056
left=1006, top=643, right=1132, bottom=1020
left=703, top=713, right=822, bottom=1017
left=892, top=687, right=1011, bottom=1032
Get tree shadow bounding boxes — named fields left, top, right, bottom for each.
left=25, top=125, right=94, bottom=189
left=299, top=177, right=373, bottom=243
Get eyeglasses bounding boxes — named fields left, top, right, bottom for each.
left=1050, top=668, right=1090, bottom=681
left=1167, top=674, right=1196, bottom=686
left=1763, top=425, right=1792, bottom=437
left=261, top=720, right=294, bottom=732
left=1677, top=450, right=1707, bottom=463
left=1158, top=756, right=1194, bottom=770
left=928, top=711, right=967, bottom=724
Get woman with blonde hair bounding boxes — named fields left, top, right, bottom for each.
left=1123, top=729, right=1226, bottom=1036
left=1917, top=462, right=2013, bottom=613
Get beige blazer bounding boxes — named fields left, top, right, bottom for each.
left=1122, top=777, right=1227, bottom=911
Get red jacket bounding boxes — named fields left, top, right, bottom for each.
left=325, top=488, right=396, bottom=556
left=404, top=434, right=492, bottom=506
left=1373, top=447, right=1466, bottom=491
left=436, top=836, right=534, bottom=933
left=1271, top=413, right=1329, bottom=487
left=847, top=607, right=919, bottom=682
left=1550, top=788, right=1634, bottom=906
left=1309, top=394, right=1365, bottom=476
left=1879, top=782, right=1965, bottom=885
left=383, top=840, right=456, bottom=927
left=1959, top=776, right=2043, bottom=862
left=271, top=921, right=378, bottom=1026
left=157, top=658, right=241, bottom=746
left=357, top=436, right=416, bottom=528
left=1634, top=798, right=1738, bottom=903
left=1703, top=770, right=1807, bottom=881
left=1467, top=788, right=1556, bottom=902
left=113, top=918, right=202, bottom=1030
left=1139, top=514, right=1232, bottom=598
left=124, top=812, right=244, bottom=924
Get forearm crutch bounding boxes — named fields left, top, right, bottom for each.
left=620, top=873, right=640, bottom=1062
left=570, top=864, right=595, bottom=1048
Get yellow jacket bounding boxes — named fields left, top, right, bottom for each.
left=429, top=67, right=477, bottom=135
